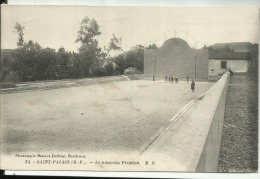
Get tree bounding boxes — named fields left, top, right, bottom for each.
left=37, top=47, right=57, bottom=80
left=57, top=47, right=70, bottom=78
left=125, top=45, right=144, bottom=72
left=147, top=43, right=158, bottom=49
left=14, top=23, right=25, bottom=48
left=75, top=17, right=102, bottom=77
left=104, top=62, right=114, bottom=76
left=1, top=50, right=17, bottom=82
left=113, top=45, right=144, bottom=74
left=113, top=54, right=127, bottom=74
left=106, top=33, right=122, bottom=55
left=98, top=34, right=122, bottom=75
left=12, top=40, right=43, bottom=81
left=203, top=45, right=208, bottom=49
left=75, top=17, right=101, bottom=45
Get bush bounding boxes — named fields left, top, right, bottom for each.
left=92, top=66, right=106, bottom=77
left=4, top=71, right=20, bottom=83
left=105, top=62, right=114, bottom=76
left=0, top=83, right=16, bottom=89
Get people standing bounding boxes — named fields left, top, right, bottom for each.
left=176, top=76, right=178, bottom=83
left=191, top=79, right=195, bottom=92
left=153, top=75, right=155, bottom=81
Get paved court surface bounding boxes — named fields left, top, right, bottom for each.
left=1, top=80, right=213, bottom=154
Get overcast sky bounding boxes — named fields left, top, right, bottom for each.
left=1, top=6, right=259, bottom=52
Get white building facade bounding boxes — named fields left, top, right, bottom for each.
left=208, top=52, right=250, bottom=81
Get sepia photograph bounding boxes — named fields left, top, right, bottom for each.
left=0, top=4, right=259, bottom=175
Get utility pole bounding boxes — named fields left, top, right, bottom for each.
left=35, top=67, right=37, bottom=81
left=195, top=55, right=197, bottom=81
left=154, top=56, right=157, bottom=75
left=195, top=41, right=197, bottom=81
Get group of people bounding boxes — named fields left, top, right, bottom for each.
left=165, top=75, right=178, bottom=83
left=153, top=74, right=195, bottom=92
left=165, top=75, right=195, bottom=92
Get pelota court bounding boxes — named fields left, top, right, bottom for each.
left=1, top=80, right=213, bottom=154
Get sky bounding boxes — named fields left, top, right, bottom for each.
left=1, top=6, right=259, bottom=52
left=6, top=0, right=260, bottom=7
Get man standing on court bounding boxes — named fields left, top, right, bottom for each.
left=191, top=79, right=195, bottom=92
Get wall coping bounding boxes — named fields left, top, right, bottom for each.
left=143, top=73, right=230, bottom=171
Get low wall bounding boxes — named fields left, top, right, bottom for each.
left=195, top=72, right=229, bottom=171
left=0, top=75, right=129, bottom=93
left=143, top=72, right=230, bottom=172
left=178, top=72, right=230, bottom=172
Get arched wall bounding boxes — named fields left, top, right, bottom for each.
left=144, top=38, right=209, bottom=81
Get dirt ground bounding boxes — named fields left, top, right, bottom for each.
left=218, top=75, right=258, bottom=172
left=1, top=80, right=213, bottom=154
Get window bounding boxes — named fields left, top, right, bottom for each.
left=221, top=61, right=227, bottom=69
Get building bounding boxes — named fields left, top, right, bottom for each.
left=144, top=38, right=209, bottom=81
left=208, top=51, right=251, bottom=80
left=208, top=41, right=257, bottom=80
left=144, top=38, right=256, bottom=81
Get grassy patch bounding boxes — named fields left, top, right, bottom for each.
left=0, top=83, right=16, bottom=89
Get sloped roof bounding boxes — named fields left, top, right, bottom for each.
left=211, top=42, right=255, bottom=52
left=209, top=51, right=250, bottom=60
